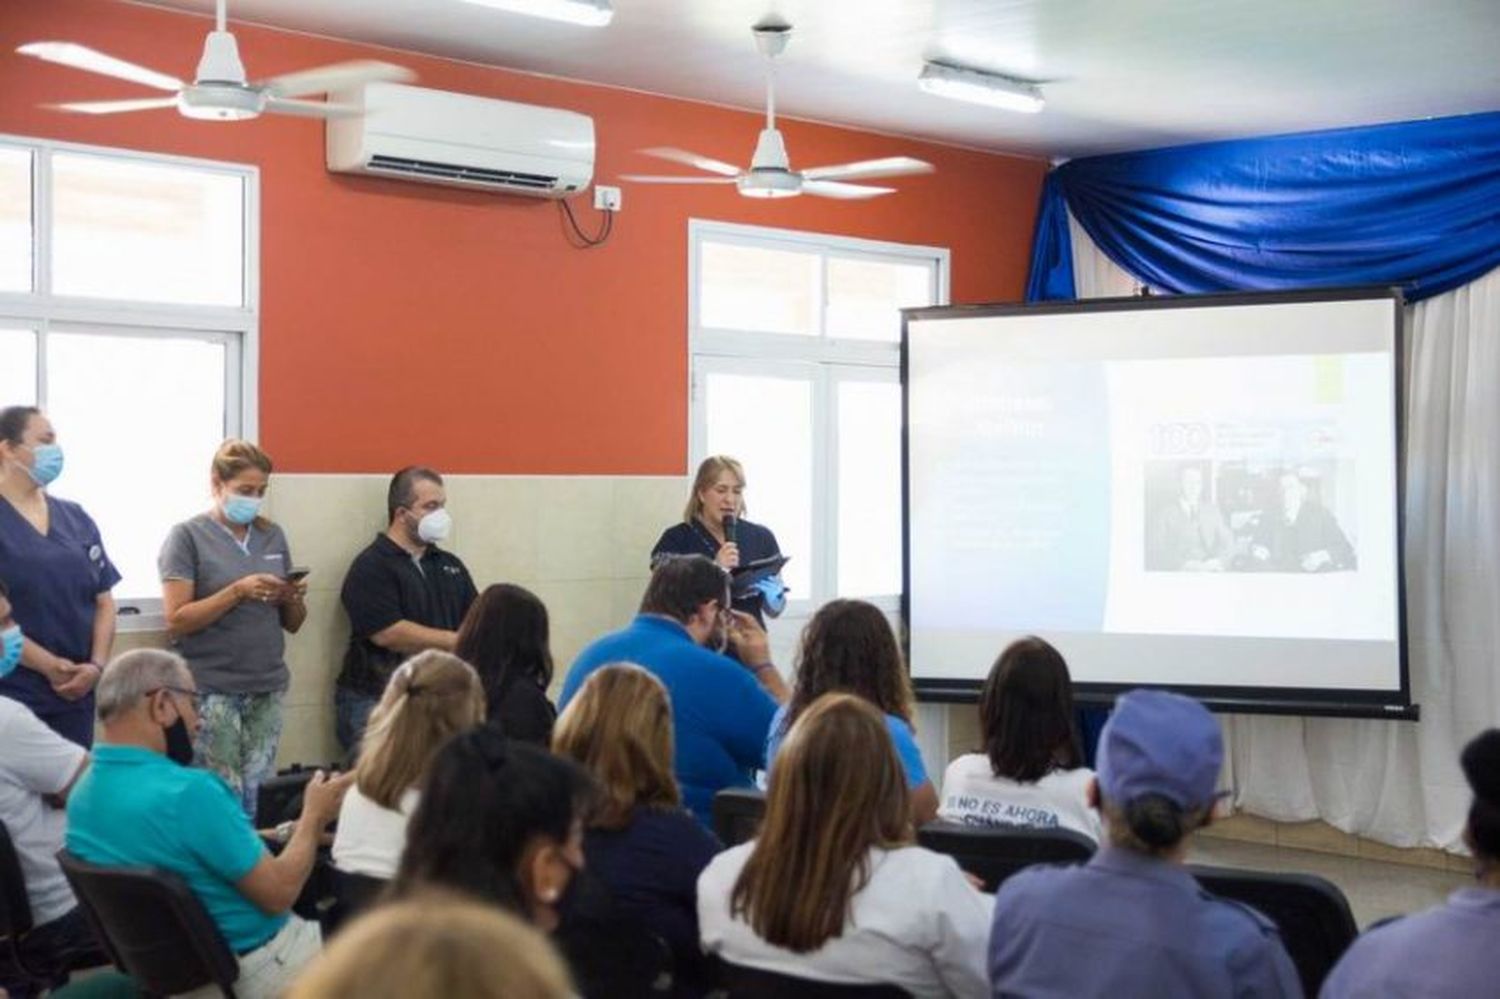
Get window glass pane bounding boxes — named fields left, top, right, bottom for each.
left=46, top=331, right=228, bottom=602
left=52, top=153, right=244, bottom=306
left=0, top=328, right=38, bottom=405
left=0, top=147, right=33, bottom=292
left=826, top=256, right=934, bottom=343
left=837, top=380, right=902, bottom=596
left=703, top=371, right=813, bottom=597
left=699, top=241, right=820, bottom=335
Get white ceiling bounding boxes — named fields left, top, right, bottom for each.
left=130, top=0, right=1500, bottom=158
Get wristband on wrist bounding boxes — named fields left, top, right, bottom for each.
left=749, top=661, right=776, bottom=674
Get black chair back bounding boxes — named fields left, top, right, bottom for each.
left=0, top=820, right=34, bottom=939
left=318, top=868, right=389, bottom=938
left=1189, top=864, right=1357, bottom=996
left=56, top=849, right=239, bottom=998
left=915, top=822, right=1095, bottom=892
left=718, top=961, right=912, bottom=998
left=712, top=788, right=767, bottom=847
left=254, top=765, right=325, bottom=828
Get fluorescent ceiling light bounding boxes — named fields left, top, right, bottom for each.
left=918, top=61, right=1044, bottom=114
left=459, top=0, right=613, bottom=27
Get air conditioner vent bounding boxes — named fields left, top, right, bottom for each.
left=367, top=154, right=558, bottom=189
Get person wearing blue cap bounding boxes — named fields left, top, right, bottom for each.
left=988, top=688, right=1301, bottom=998
left=1318, top=728, right=1500, bottom=998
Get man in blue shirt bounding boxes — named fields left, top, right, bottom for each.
left=989, top=689, right=1301, bottom=998
left=561, top=556, right=787, bottom=827
left=67, top=649, right=351, bottom=999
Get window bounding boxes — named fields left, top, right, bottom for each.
left=690, top=221, right=947, bottom=615
left=0, top=136, right=257, bottom=622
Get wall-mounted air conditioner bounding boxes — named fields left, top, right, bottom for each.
left=327, top=82, right=594, bottom=198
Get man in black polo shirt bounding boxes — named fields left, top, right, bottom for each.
left=334, top=466, right=478, bottom=752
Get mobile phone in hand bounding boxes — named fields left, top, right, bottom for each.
left=287, top=567, right=311, bottom=582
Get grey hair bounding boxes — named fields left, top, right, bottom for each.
left=97, top=648, right=193, bottom=722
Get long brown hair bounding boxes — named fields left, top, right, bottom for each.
left=978, top=636, right=1083, bottom=782
left=552, top=664, right=679, bottom=829
left=356, top=651, right=485, bottom=809
left=784, top=600, right=914, bottom=732
left=730, top=694, right=911, bottom=952
left=683, top=455, right=746, bottom=522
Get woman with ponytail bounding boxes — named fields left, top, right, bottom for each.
left=1320, top=728, right=1500, bottom=998
left=988, top=689, right=1301, bottom=998
left=332, top=650, right=485, bottom=879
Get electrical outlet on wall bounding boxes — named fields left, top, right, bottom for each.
left=594, top=185, right=622, bottom=211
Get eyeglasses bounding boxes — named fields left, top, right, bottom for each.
left=155, top=686, right=202, bottom=710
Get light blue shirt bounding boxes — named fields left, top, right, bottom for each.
left=990, top=845, right=1302, bottom=998
left=765, top=702, right=929, bottom=790
left=66, top=744, right=282, bottom=953
left=1319, top=887, right=1500, bottom=999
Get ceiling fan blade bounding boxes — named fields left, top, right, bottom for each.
left=17, top=41, right=182, bottom=92
left=640, top=147, right=743, bottom=177
left=802, top=180, right=896, bottom=200
left=260, top=60, right=413, bottom=98
left=801, top=156, right=934, bottom=182
left=48, top=96, right=181, bottom=115
left=620, top=174, right=740, bottom=184
left=264, top=96, right=362, bottom=118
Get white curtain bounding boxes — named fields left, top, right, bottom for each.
left=1068, top=213, right=1500, bottom=849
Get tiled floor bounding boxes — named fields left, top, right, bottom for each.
left=1188, top=836, right=1470, bottom=929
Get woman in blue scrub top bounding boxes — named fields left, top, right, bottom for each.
left=0, top=406, right=120, bottom=747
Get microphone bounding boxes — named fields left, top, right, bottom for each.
left=723, top=515, right=737, bottom=545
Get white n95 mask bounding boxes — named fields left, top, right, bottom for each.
left=417, top=507, right=452, bottom=544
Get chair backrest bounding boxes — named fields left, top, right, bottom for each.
left=915, top=822, right=1095, bottom=892
left=712, top=788, right=767, bottom=847
left=254, top=765, right=323, bottom=828
left=0, top=819, right=34, bottom=939
left=56, top=849, right=239, bottom=998
left=1189, top=864, right=1358, bottom=996
left=319, top=867, right=388, bottom=938
left=718, top=960, right=912, bottom=998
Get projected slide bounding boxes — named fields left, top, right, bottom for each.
left=905, top=293, right=1405, bottom=701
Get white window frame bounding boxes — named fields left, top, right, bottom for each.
left=0, top=134, right=260, bottom=630
left=688, top=219, right=949, bottom=623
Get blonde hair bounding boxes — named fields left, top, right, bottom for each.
left=683, top=455, right=746, bottom=522
left=211, top=438, right=273, bottom=484
left=286, top=891, right=573, bottom=999
left=731, top=694, right=911, bottom=952
left=356, top=651, right=485, bottom=810
left=553, top=664, right=678, bottom=828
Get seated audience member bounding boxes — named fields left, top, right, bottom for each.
left=1319, top=728, right=1500, bottom=998
left=699, top=694, right=991, bottom=998
left=0, top=582, right=107, bottom=999
left=331, top=650, right=484, bottom=879
left=988, top=689, right=1300, bottom=998
left=1250, top=470, right=1356, bottom=573
left=938, top=637, right=1101, bottom=842
left=66, top=649, right=351, bottom=999
left=561, top=555, right=786, bottom=827
left=391, top=726, right=590, bottom=930
left=554, top=664, right=722, bottom=996
left=287, top=892, right=572, bottom=999
left=335, top=466, right=479, bottom=752
left=455, top=583, right=557, bottom=746
left=764, top=599, right=938, bottom=824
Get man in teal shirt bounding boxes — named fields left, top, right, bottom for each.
left=67, top=649, right=349, bottom=998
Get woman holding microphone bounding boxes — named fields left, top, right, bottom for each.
left=651, top=456, right=786, bottom=628
left=0, top=406, right=119, bottom=747
left=160, top=439, right=306, bottom=817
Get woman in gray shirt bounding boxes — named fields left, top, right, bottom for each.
left=159, top=440, right=306, bottom=818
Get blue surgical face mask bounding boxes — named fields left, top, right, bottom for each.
left=24, top=443, right=64, bottom=487
left=223, top=494, right=263, bottom=526
left=0, top=625, right=22, bottom=679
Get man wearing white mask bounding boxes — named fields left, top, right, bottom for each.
left=335, top=467, right=477, bottom=752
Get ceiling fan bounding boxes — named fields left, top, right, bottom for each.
left=17, top=0, right=413, bottom=121
left=622, top=19, right=934, bottom=200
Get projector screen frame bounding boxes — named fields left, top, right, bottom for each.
left=900, top=286, right=1415, bottom=720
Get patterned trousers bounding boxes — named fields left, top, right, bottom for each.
left=194, top=691, right=285, bottom=820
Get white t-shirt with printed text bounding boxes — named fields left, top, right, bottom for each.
left=938, top=754, right=1102, bottom=843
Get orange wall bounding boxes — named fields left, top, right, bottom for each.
left=0, top=0, right=1047, bottom=475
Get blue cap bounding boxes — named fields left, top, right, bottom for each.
left=1097, top=689, right=1222, bottom=811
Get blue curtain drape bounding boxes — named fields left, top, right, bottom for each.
left=1025, top=110, right=1500, bottom=304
